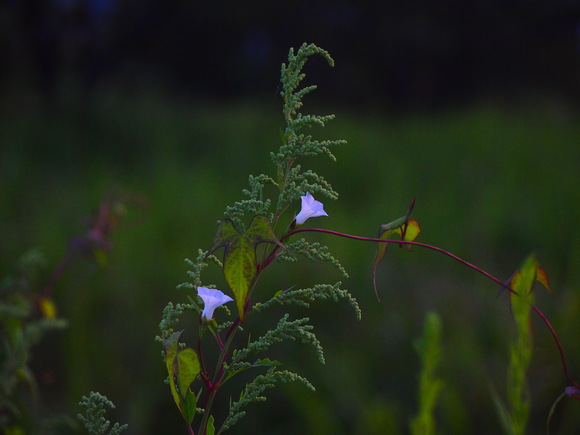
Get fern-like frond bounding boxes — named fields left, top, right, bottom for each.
left=231, top=313, right=325, bottom=365
left=221, top=367, right=315, bottom=431
left=77, top=391, right=128, bottom=435
left=224, top=174, right=277, bottom=229
left=277, top=238, right=349, bottom=278
left=254, top=282, right=361, bottom=321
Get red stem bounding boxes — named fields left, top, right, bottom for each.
left=531, top=305, right=579, bottom=388
left=286, top=227, right=516, bottom=294
left=281, top=226, right=578, bottom=388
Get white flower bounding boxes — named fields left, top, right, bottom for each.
left=295, top=192, right=328, bottom=225
left=197, top=287, right=234, bottom=320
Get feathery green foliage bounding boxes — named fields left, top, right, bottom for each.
left=158, top=41, right=579, bottom=434
left=253, top=282, right=360, bottom=320
left=158, top=42, right=357, bottom=433
left=219, top=43, right=345, bottom=232
left=232, top=314, right=325, bottom=365
left=277, top=238, right=349, bottom=278
left=77, top=392, right=128, bottom=435
left=221, top=367, right=315, bottom=432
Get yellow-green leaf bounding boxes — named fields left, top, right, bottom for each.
left=508, top=255, right=553, bottom=333
left=163, top=331, right=200, bottom=423
left=174, top=348, right=200, bottom=400
left=163, top=331, right=182, bottom=412
left=373, top=204, right=421, bottom=301
left=207, top=215, right=284, bottom=321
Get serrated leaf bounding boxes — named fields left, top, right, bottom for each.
left=207, top=215, right=284, bottom=321
left=253, top=358, right=282, bottom=367
left=223, top=364, right=252, bottom=383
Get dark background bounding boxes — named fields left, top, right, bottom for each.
left=4, top=0, right=579, bottom=108
left=1, top=1, right=579, bottom=434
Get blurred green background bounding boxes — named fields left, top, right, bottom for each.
left=1, top=1, right=579, bottom=434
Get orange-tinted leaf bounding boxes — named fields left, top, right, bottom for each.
left=508, top=255, right=554, bottom=329
left=508, top=256, right=554, bottom=297
left=536, top=266, right=553, bottom=295
left=372, top=203, right=421, bottom=301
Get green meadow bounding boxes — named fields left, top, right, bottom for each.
left=1, top=89, right=578, bottom=433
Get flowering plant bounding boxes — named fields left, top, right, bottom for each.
left=197, top=287, right=233, bottom=321
left=157, top=43, right=578, bottom=435
left=295, top=191, right=328, bottom=225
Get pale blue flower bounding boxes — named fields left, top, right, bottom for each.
left=295, top=192, right=328, bottom=225
left=197, top=287, right=234, bottom=320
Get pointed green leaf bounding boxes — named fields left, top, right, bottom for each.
left=183, top=389, right=198, bottom=426
left=505, top=254, right=548, bottom=432
left=246, top=214, right=285, bottom=248
left=536, top=266, right=553, bottom=295
left=206, top=415, right=216, bottom=435
left=223, top=358, right=283, bottom=384
left=253, top=358, right=283, bottom=367
left=163, top=331, right=200, bottom=423
left=510, top=255, right=538, bottom=296
left=509, top=255, right=553, bottom=325
left=163, top=331, right=183, bottom=411
left=174, top=347, right=200, bottom=400
left=207, top=216, right=284, bottom=321
left=509, top=255, right=554, bottom=299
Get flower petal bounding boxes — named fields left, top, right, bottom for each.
left=295, top=192, right=328, bottom=225
left=197, top=287, right=234, bottom=320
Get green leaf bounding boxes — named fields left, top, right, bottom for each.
left=505, top=254, right=551, bottom=435
left=509, top=254, right=553, bottom=318
left=222, top=358, right=283, bottom=385
left=373, top=200, right=421, bottom=301
left=175, top=348, right=200, bottom=400
left=183, top=389, right=197, bottom=427
left=206, top=415, right=216, bottom=435
left=163, top=331, right=200, bottom=423
left=410, top=312, right=443, bottom=435
left=163, top=331, right=182, bottom=412
left=207, top=215, right=284, bottom=321
left=253, top=358, right=282, bottom=367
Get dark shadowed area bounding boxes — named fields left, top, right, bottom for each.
left=1, top=1, right=578, bottom=434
